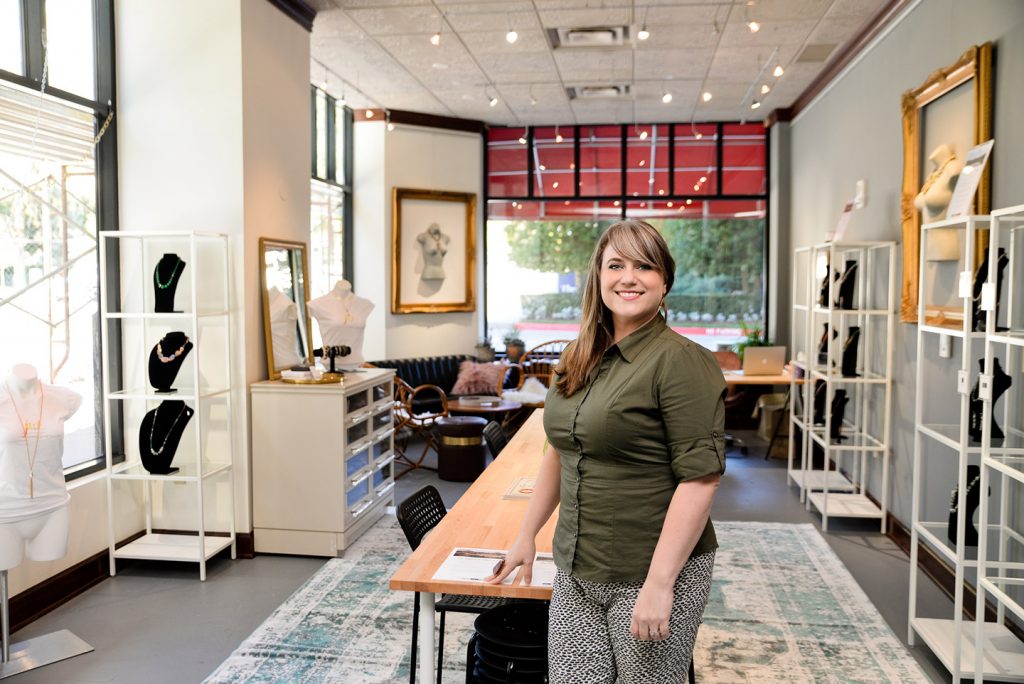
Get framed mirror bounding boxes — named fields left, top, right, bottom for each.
left=900, top=43, right=992, bottom=322
left=259, top=237, right=313, bottom=379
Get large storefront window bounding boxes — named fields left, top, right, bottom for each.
left=309, top=85, right=352, bottom=304
left=0, top=0, right=116, bottom=473
left=486, top=124, right=767, bottom=351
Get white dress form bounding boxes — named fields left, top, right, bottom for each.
left=268, top=286, right=303, bottom=368
left=915, top=144, right=963, bottom=261
left=0, top=364, right=80, bottom=570
left=308, top=280, right=375, bottom=371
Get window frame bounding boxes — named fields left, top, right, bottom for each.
left=310, top=85, right=353, bottom=284
left=483, top=122, right=771, bottom=338
left=0, top=0, right=120, bottom=480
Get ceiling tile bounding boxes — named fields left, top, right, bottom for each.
left=744, top=0, right=834, bottom=21
left=537, top=7, right=633, bottom=28
left=460, top=29, right=550, bottom=54
left=476, top=52, right=558, bottom=78
left=346, top=5, right=445, bottom=35
left=806, top=16, right=868, bottom=45
left=826, top=0, right=888, bottom=21
left=445, top=5, right=539, bottom=32
left=634, top=49, right=712, bottom=80
left=640, top=5, right=719, bottom=26
left=719, top=19, right=820, bottom=48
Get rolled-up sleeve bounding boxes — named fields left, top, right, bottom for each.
left=657, top=343, right=727, bottom=482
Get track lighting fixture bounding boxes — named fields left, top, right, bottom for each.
left=366, top=110, right=374, bottom=118
left=430, top=32, right=441, bottom=46
left=506, top=30, right=518, bottom=44
left=702, top=91, right=712, bottom=102
left=639, top=130, right=648, bottom=140
left=747, top=21, right=760, bottom=33
left=750, top=100, right=761, bottom=110
left=761, top=84, right=770, bottom=94
left=773, top=64, right=784, bottom=77
left=638, top=27, right=650, bottom=40
left=661, top=91, right=673, bottom=104
left=555, top=125, right=563, bottom=143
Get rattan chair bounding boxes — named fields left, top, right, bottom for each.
left=396, top=486, right=510, bottom=684
left=517, top=339, right=572, bottom=389
left=392, top=377, right=449, bottom=478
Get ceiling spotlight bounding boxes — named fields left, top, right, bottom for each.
left=662, top=92, right=673, bottom=104
left=555, top=126, right=563, bottom=143
left=747, top=21, right=760, bottom=33
left=693, top=183, right=700, bottom=191
left=366, top=110, right=374, bottom=118
left=750, top=100, right=761, bottom=110
left=639, top=130, right=648, bottom=140
left=686, top=199, right=693, bottom=205
left=338, top=92, right=347, bottom=106
left=529, top=95, right=537, bottom=106
left=552, top=181, right=559, bottom=189
left=489, top=96, right=498, bottom=107
left=667, top=201, right=673, bottom=207
left=761, top=84, right=771, bottom=95
left=430, top=32, right=441, bottom=46
left=506, top=30, right=518, bottom=44
left=539, top=164, right=546, bottom=171
left=387, top=121, right=395, bottom=131
left=702, top=91, right=712, bottom=102
left=638, top=27, right=650, bottom=40
left=694, top=132, right=703, bottom=140
left=699, top=176, right=707, bottom=183
left=639, top=160, right=646, bottom=167
left=518, top=135, right=527, bottom=144
left=773, top=64, right=784, bottom=77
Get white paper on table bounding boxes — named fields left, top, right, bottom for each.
left=432, top=547, right=514, bottom=584
left=523, top=552, right=557, bottom=587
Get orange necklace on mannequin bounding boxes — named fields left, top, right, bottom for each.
left=4, top=379, right=45, bottom=497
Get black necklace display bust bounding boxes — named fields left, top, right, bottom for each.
left=149, top=331, right=193, bottom=393
left=154, top=253, right=186, bottom=313
left=140, top=400, right=194, bottom=474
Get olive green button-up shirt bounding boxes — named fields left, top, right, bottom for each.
left=543, top=315, right=727, bottom=583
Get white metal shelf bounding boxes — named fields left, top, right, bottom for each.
left=807, top=492, right=881, bottom=519
left=113, top=533, right=233, bottom=563
left=809, top=366, right=889, bottom=384
left=110, top=461, right=232, bottom=481
left=919, top=323, right=987, bottom=339
left=99, top=230, right=237, bottom=583
left=788, top=241, right=895, bottom=533
left=973, top=204, right=1024, bottom=682
left=912, top=618, right=1024, bottom=683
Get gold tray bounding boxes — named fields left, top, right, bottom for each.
left=281, top=372, right=343, bottom=385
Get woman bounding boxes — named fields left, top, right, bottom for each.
left=488, top=220, right=726, bottom=683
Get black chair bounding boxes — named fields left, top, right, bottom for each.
left=397, top=486, right=510, bottom=684
left=482, top=421, right=508, bottom=458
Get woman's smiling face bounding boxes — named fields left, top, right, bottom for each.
left=599, top=245, right=666, bottom=339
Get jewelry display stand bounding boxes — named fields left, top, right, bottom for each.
left=98, top=231, right=236, bottom=581
left=789, top=241, right=896, bottom=532
left=0, top=571, right=92, bottom=679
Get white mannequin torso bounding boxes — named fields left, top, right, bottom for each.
left=915, top=144, right=962, bottom=224
left=417, top=225, right=450, bottom=280
left=0, top=364, right=80, bottom=569
left=308, top=281, right=374, bottom=370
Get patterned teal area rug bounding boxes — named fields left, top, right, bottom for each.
left=205, top=519, right=928, bottom=683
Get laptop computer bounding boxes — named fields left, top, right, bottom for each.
left=741, top=346, right=786, bottom=376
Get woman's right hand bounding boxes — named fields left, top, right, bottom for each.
left=486, top=534, right=536, bottom=585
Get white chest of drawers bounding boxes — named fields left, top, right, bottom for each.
left=250, top=368, right=395, bottom=556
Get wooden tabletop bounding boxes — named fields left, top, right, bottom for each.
left=390, top=410, right=555, bottom=600
left=722, top=367, right=798, bottom=385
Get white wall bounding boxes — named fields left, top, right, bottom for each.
left=10, top=0, right=309, bottom=595
left=786, top=0, right=1024, bottom=526
left=354, top=122, right=484, bottom=361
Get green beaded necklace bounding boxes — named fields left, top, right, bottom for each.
left=155, top=258, right=182, bottom=290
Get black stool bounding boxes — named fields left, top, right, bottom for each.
left=437, top=416, right=488, bottom=482
left=467, top=602, right=548, bottom=683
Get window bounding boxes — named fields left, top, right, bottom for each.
left=486, top=124, right=768, bottom=351
left=0, top=0, right=117, bottom=474
left=309, top=86, right=352, bottom=303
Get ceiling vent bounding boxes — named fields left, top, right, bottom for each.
left=548, top=26, right=629, bottom=49
left=796, top=43, right=837, bottom=63
left=566, top=84, right=630, bottom=100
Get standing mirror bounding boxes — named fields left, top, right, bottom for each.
left=259, top=238, right=313, bottom=379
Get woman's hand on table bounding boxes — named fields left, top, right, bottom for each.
left=485, top=534, right=535, bottom=585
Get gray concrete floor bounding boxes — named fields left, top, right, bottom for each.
left=6, top=430, right=953, bottom=683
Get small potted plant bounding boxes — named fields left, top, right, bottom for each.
left=475, top=333, right=495, bottom=362
left=735, top=322, right=771, bottom=362
left=503, top=328, right=526, bottom=363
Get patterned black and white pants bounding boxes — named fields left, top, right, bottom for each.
left=548, top=551, right=715, bottom=684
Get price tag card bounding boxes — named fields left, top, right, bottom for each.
left=958, top=271, right=972, bottom=299
left=981, top=282, right=996, bottom=311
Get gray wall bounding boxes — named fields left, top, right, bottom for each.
left=785, top=0, right=1024, bottom=527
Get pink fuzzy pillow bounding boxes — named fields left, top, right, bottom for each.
left=451, top=361, right=505, bottom=396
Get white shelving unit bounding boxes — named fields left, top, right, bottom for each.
left=973, top=204, right=1024, bottom=682
left=789, top=241, right=896, bottom=532
left=907, top=214, right=1019, bottom=680
left=99, top=231, right=236, bottom=582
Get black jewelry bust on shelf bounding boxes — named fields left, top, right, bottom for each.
left=154, top=253, right=186, bottom=313
left=149, top=331, right=193, bottom=393
left=841, top=326, right=860, bottom=378
left=139, top=400, right=193, bottom=474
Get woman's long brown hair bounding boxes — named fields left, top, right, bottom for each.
left=555, top=220, right=675, bottom=397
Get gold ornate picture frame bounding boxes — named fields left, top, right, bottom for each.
left=391, top=187, right=477, bottom=314
left=900, top=43, right=992, bottom=322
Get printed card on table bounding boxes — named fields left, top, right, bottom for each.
left=431, top=548, right=514, bottom=584
left=503, top=476, right=536, bottom=500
